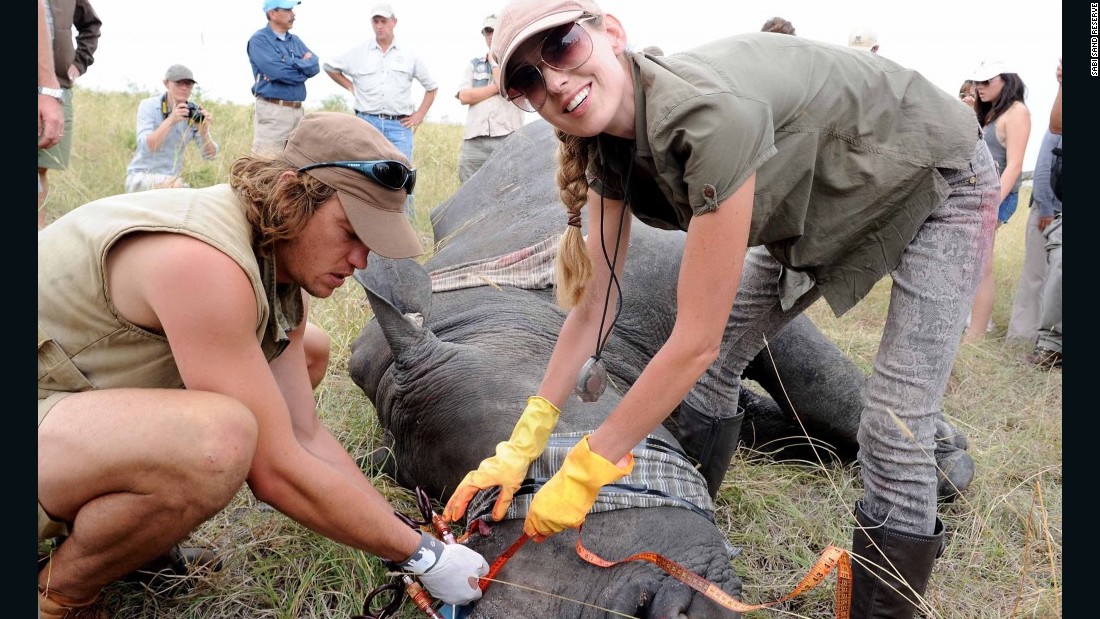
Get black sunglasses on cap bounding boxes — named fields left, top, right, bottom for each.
left=297, top=160, right=417, bottom=195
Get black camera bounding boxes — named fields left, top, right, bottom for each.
left=186, top=101, right=206, bottom=124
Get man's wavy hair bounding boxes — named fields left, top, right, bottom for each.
left=229, top=154, right=337, bottom=256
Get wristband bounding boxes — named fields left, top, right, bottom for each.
left=397, top=530, right=444, bottom=574
left=38, top=86, right=64, bottom=102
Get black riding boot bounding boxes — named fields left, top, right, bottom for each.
left=676, top=402, right=745, bottom=499
left=850, top=501, right=945, bottom=619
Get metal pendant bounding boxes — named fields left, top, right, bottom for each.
left=574, top=356, right=609, bottom=403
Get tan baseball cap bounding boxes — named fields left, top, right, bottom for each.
left=492, top=0, right=603, bottom=98
left=281, top=113, right=424, bottom=259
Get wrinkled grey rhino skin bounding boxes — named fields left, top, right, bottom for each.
left=353, top=255, right=741, bottom=619
left=348, top=121, right=971, bottom=618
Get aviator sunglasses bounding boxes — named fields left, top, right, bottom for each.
left=504, top=15, right=597, bottom=112
left=297, top=160, right=417, bottom=195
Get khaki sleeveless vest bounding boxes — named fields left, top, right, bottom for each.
left=38, top=184, right=303, bottom=399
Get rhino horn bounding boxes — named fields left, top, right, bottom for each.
left=353, top=256, right=434, bottom=350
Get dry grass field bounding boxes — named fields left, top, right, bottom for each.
left=39, top=87, right=1062, bottom=618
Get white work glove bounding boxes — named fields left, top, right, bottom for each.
left=398, top=531, right=489, bottom=605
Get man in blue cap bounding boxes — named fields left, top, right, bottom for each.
left=247, top=0, right=320, bottom=156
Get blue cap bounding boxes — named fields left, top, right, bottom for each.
left=263, top=0, right=300, bottom=13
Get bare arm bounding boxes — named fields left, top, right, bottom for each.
left=587, top=175, right=756, bottom=465
left=404, top=88, right=438, bottom=130
left=270, top=294, right=375, bottom=485
left=324, top=68, right=354, bottom=92
left=456, top=62, right=501, bottom=106
left=998, top=104, right=1032, bottom=203
left=38, top=0, right=62, bottom=149
left=112, top=234, right=421, bottom=563
left=194, top=108, right=219, bottom=160
left=457, top=83, right=500, bottom=106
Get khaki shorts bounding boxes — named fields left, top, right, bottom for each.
left=38, top=392, right=74, bottom=541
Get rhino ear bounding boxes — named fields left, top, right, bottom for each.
left=353, top=257, right=434, bottom=343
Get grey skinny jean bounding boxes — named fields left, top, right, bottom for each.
left=683, top=139, right=1000, bottom=534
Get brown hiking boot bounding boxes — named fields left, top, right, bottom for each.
left=38, top=585, right=105, bottom=619
left=1024, top=347, right=1062, bottom=369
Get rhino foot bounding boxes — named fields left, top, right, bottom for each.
left=935, top=419, right=970, bottom=451
left=934, top=419, right=974, bottom=501
left=936, top=449, right=976, bottom=502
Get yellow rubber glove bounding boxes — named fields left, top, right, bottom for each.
left=443, top=396, right=561, bottom=522
left=523, top=435, right=634, bottom=541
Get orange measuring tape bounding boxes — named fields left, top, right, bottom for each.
left=480, top=528, right=852, bottom=618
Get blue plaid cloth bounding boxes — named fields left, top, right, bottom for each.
left=467, top=432, right=714, bottom=525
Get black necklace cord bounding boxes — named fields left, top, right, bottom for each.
left=593, top=144, right=634, bottom=359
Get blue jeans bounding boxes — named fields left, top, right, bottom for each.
left=357, top=113, right=414, bottom=162
left=997, top=191, right=1019, bottom=224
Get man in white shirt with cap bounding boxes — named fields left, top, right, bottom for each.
left=324, top=2, right=438, bottom=165
left=454, top=14, right=526, bottom=183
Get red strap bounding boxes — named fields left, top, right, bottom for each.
left=576, top=526, right=852, bottom=618
left=478, top=533, right=530, bottom=592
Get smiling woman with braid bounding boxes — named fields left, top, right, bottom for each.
left=441, top=2, right=1001, bottom=618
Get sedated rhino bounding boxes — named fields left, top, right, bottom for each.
left=348, top=120, right=973, bottom=618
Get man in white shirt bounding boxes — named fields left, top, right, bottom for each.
left=323, top=2, right=437, bottom=164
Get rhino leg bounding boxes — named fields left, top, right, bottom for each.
left=741, top=314, right=974, bottom=498
left=742, top=314, right=863, bottom=458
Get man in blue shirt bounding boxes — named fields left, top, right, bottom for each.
left=247, top=0, right=320, bottom=156
left=124, top=64, right=218, bottom=193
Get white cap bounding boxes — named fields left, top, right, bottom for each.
left=970, top=60, right=1013, bottom=81
left=370, top=2, right=394, bottom=18
left=848, top=26, right=878, bottom=50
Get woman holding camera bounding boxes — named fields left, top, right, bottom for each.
left=124, top=63, right=219, bottom=193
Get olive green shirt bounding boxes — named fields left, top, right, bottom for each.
left=590, top=33, right=981, bottom=316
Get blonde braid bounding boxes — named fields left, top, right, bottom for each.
left=554, top=129, right=595, bottom=309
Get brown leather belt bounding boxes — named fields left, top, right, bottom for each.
left=257, top=96, right=302, bottom=109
